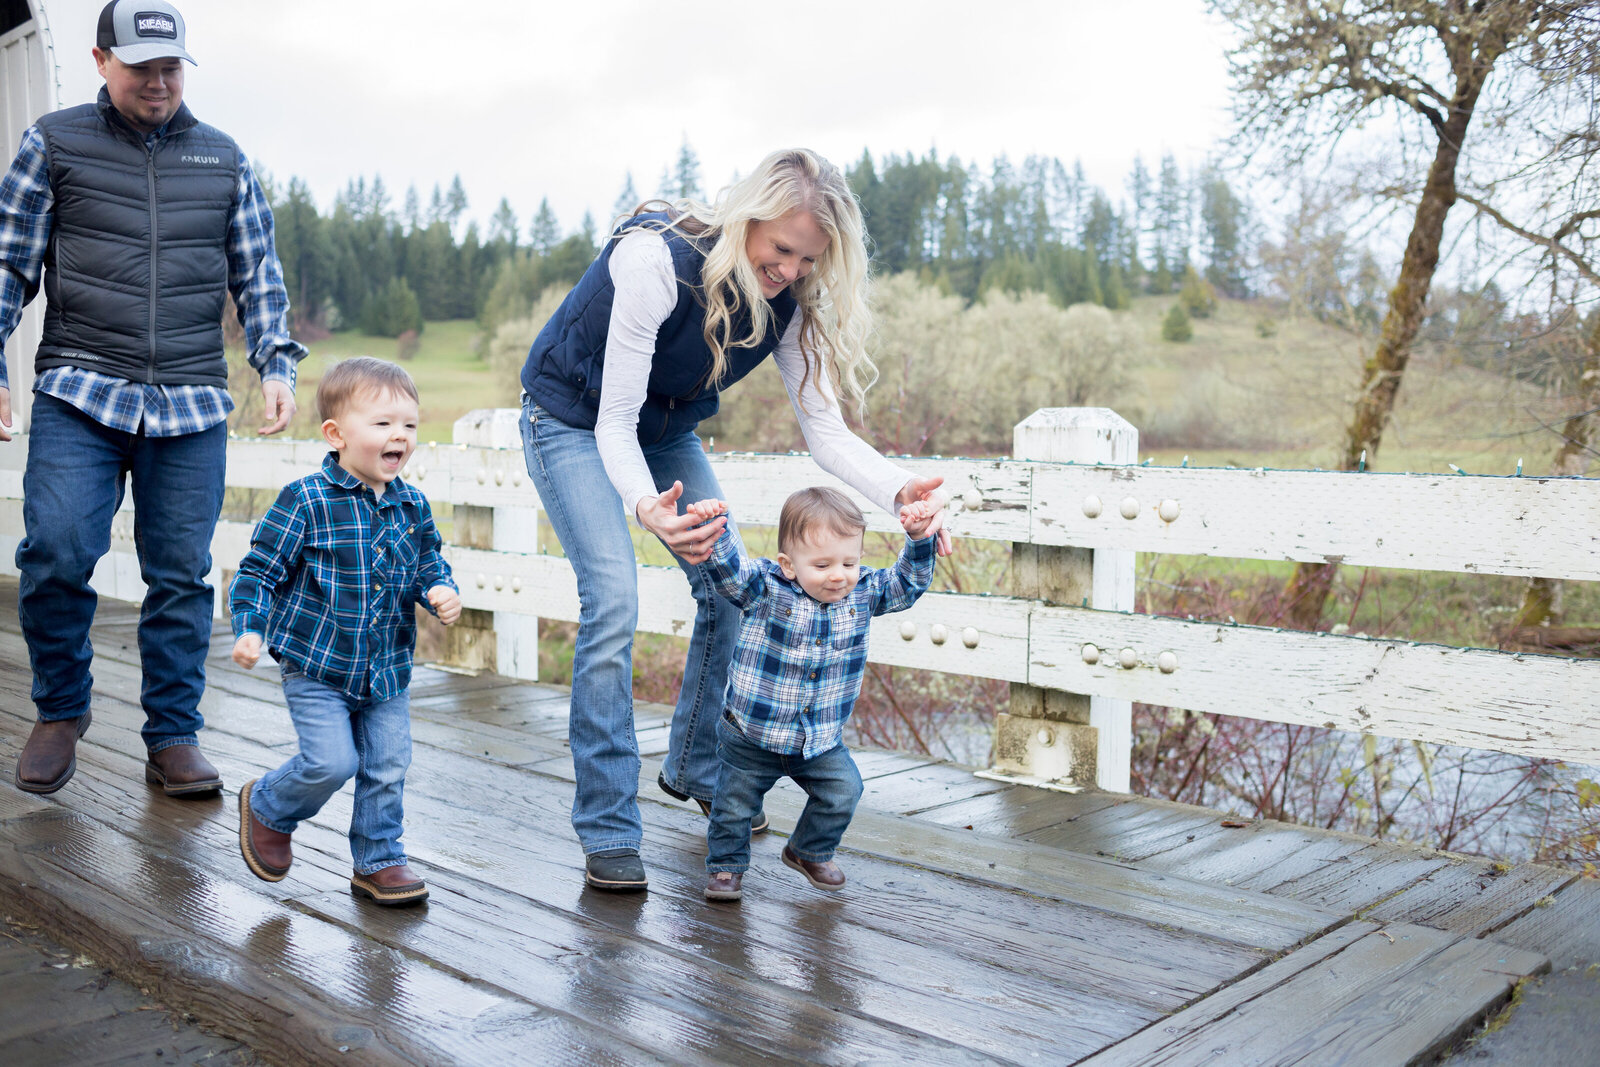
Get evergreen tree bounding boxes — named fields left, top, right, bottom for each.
left=1179, top=264, right=1217, bottom=318
left=612, top=171, right=640, bottom=219
left=1199, top=167, right=1249, bottom=297
left=445, top=175, right=469, bottom=233
left=488, top=198, right=519, bottom=255
left=1162, top=303, right=1193, bottom=342
left=402, top=185, right=422, bottom=233
left=670, top=136, right=703, bottom=200
left=362, top=276, right=424, bottom=337
left=528, top=198, right=560, bottom=256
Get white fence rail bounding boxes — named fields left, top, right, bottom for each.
left=2, top=406, right=1597, bottom=786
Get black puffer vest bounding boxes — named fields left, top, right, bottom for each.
left=33, top=87, right=238, bottom=386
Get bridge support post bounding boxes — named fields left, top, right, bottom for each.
left=986, top=408, right=1136, bottom=792
left=439, top=409, right=540, bottom=679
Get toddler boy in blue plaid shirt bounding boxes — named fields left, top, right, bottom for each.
left=687, top=486, right=944, bottom=902
left=229, top=357, right=460, bottom=907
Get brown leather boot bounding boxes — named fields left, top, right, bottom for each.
left=14, top=710, right=92, bottom=795
left=782, top=846, right=846, bottom=891
left=238, top=779, right=291, bottom=882
left=145, top=743, right=223, bottom=797
left=704, top=871, right=743, bottom=902
left=350, top=864, right=429, bottom=907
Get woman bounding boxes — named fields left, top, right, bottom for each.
left=518, top=148, right=945, bottom=891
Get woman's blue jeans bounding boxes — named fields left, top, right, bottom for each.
left=519, top=397, right=742, bottom=855
left=706, top=716, right=864, bottom=874
left=250, top=671, right=413, bottom=875
left=16, top=392, right=224, bottom=752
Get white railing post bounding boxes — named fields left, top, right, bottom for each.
left=988, top=408, right=1136, bottom=792
left=444, top=409, right=539, bottom=679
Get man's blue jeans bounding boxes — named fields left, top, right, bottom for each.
left=16, top=392, right=224, bottom=752
left=519, top=398, right=741, bottom=855
left=706, top=715, right=864, bottom=874
left=250, top=671, right=413, bottom=875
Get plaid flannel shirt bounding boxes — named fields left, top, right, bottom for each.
left=229, top=454, right=456, bottom=702
left=701, top=526, right=936, bottom=759
left=0, top=110, right=305, bottom=435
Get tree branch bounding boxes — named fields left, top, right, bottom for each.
left=1457, top=192, right=1600, bottom=287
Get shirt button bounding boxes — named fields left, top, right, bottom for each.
left=809, top=671, right=818, bottom=679
left=815, top=638, right=823, bottom=646
left=372, top=583, right=381, bottom=591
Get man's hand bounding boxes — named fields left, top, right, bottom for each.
left=232, top=633, right=263, bottom=669
left=0, top=385, right=12, bottom=442
left=259, top=379, right=296, bottom=436
left=637, top=481, right=725, bottom=564
left=428, top=585, right=462, bottom=626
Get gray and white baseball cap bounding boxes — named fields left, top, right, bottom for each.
left=96, top=0, right=196, bottom=65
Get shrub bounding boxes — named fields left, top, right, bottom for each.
left=1162, top=303, right=1193, bottom=342
left=361, top=277, right=424, bottom=338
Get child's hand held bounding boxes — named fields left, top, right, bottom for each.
left=232, top=633, right=262, bottom=669
left=428, top=585, right=462, bottom=626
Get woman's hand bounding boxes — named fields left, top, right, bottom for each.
left=896, top=474, right=954, bottom=556
left=637, top=481, right=727, bottom=564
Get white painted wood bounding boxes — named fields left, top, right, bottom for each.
left=0, top=3, right=54, bottom=432
left=1030, top=605, right=1600, bottom=764
left=453, top=409, right=538, bottom=680
left=6, top=405, right=1600, bottom=769
left=1031, top=465, right=1600, bottom=580
left=1015, top=408, right=1137, bottom=792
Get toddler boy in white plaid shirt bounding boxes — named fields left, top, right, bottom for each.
left=687, top=486, right=943, bottom=902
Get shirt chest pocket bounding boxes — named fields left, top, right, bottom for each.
left=374, top=520, right=421, bottom=585
left=831, top=605, right=867, bottom=652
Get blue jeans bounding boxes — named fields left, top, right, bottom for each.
left=16, top=392, right=225, bottom=752
left=706, top=716, right=863, bottom=874
left=250, top=671, right=412, bottom=874
left=519, top=397, right=742, bottom=854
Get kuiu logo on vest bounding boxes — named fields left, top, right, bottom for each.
left=182, top=155, right=222, bottom=164
left=135, top=13, right=178, bottom=39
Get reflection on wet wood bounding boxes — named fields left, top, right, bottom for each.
left=0, top=578, right=1581, bottom=1064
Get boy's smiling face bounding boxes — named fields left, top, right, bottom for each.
left=778, top=526, right=864, bottom=604
left=321, top=387, right=418, bottom=495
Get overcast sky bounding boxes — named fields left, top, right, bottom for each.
left=39, top=0, right=1237, bottom=235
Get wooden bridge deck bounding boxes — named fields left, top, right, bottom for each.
left=0, top=576, right=1594, bottom=1065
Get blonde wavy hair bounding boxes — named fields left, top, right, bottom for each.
left=618, top=148, right=876, bottom=414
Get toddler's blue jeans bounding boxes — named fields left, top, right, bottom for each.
left=250, top=670, right=412, bottom=875
left=706, top=715, right=863, bottom=874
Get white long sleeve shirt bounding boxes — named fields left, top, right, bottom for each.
left=596, top=229, right=908, bottom=520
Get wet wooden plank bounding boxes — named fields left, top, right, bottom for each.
left=1363, top=858, right=1575, bottom=936
left=1494, top=878, right=1600, bottom=970
left=0, top=810, right=669, bottom=1067
left=1131, top=822, right=1341, bottom=888
left=0, top=921, right=255, bottom=1066
left=912, top=783, right=1125, bottom=836
left=28, top=691, right=1191, bottom=1061
left=857, top=762, right=1009, bottom=815
left=1021, top=798, right=1233, bottom=862
left=1081, top=922, right=1544, bottom=1066
left=1262, top=842, right=1457, bottom=915
left=24, top=640, right=1344, bottom=962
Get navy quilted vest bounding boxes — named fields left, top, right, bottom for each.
left=519, top=213, right=797, bottom=443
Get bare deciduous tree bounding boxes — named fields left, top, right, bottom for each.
left=1210, top=0, right=1600, bottom=627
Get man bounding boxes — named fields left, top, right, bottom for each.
left=0, top=0, right=305, bottom=796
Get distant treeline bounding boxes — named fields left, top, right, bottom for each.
left=264, top=147, right=1250, bottom=340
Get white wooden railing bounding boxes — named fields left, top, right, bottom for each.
left=2, top=405, right=1597, bottom=793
